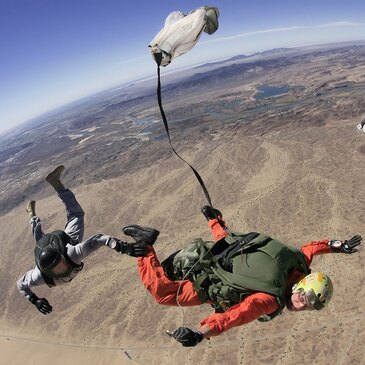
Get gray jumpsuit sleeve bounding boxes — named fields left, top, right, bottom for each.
left=17, top=267, right=45, bottom=300
left=66, top=234, right=117, bottom=264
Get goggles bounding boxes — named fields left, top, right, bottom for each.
left=295, top=288, right=323, bottom=310
left=50, top=255, right=72, bottom=276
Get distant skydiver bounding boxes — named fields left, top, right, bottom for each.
left=123, top=207, right=361, bottom=347
left=17, top=165, right=153, bottom=315
left=356, top=119, right=365, bottom=132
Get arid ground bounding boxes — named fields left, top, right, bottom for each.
left=1, top=42, right=365, bottom=365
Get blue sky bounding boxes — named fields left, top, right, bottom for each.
left=1, top=0, right=364, bottom=134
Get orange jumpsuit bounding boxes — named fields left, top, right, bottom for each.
left=137, top=217, right=334, bottom=336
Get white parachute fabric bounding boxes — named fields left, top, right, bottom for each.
left=149, top=6, right=219, bottom=67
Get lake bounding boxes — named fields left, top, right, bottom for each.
left=254, top=85, right=289, bottom=100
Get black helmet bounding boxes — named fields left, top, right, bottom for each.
left=34, top=230, right=74, bottom=278
left=38, top=246, right=62, bottom=271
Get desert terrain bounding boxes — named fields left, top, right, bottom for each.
left=1, top=42, right=365, bottom=364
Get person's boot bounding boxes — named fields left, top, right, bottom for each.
left=201, top=205, right=222, bottom=221
left=122, top=225, right=160, bottom=245
left=26, top=200, right=36, bottom=217
left=45, top=165, right=65, bottom=192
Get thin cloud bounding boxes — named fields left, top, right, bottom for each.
left=315, top=21, right=361, bottom=27
left=202, top=21, right=363, bottom=44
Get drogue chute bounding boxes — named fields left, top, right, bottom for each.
left=149, top=6, right=219, bottom=67
left=147, top=6, right=223, bottom=226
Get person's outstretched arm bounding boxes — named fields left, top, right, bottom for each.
left=301, top=235, right=362, bottom=266
left=67, top=234, right=147, bottom=264
left=17, top=268, right=52, bottom=315
left=169, top=292, right=278, bottom=346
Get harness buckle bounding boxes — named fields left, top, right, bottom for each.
left=218, top=300, right=229, bottom=311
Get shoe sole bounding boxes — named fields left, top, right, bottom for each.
left=46, top=165, right=65, bottom=182
left=122, top=225, right=160, bottom=243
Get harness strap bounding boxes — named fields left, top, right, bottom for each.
left=219, top=233, right=262, bottom=270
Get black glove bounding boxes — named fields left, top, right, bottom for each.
left=329, top=235, right=362, bottom=254
left=29, top=295, right=53, bottom=315
left=170, top=327, right=203, bottom=347
left=116, top=241, right=148, bottom=257
left=201, top=205, right=222, bottom=221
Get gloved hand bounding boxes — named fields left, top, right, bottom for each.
left=29, top=295, right=53, bottom=315
left=328, top=235, right=362, bottom=254
left=117, top=241, right=148, bottom=257
left=201, top=205, right=222, bottom=221
left=170, top=327, right=203, bottom=347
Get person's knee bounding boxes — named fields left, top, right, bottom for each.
left=76, top=210, right=85, bottom=218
